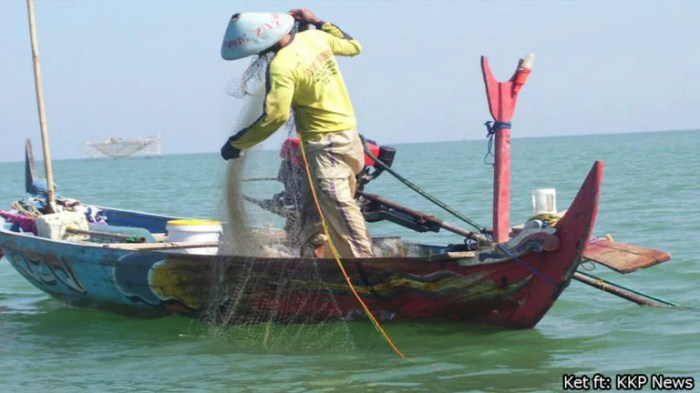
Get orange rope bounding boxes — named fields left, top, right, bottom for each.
left=298, top=135, right=405, bottom=359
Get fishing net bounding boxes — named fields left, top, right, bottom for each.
left=200, top=54, right=366, bottom=353
left=224, top=52, right=272, bottom=99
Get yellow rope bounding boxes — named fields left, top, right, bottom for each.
left=11, top=201, right=42, bottom=218
left=597, top=278, right=607, bottom=292
left=531, top=213, right=561, bottom=227
left=298, top=135, right=405, bottom=359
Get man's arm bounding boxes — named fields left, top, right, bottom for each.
left=226, top=70, right=295, bottom=152
left=290, top=9, right=361, bottom=56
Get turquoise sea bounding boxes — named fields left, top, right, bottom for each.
left=0, top=130, right=698, bottom=392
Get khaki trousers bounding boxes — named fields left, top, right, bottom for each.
left=299, top=130, right=374, bottom=258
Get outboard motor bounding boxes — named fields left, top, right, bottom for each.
left=358, top=141, right=396, bottom=188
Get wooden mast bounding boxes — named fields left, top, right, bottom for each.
left=26, top=0, right=57, bottom=213
left=481, top=54, right=534, bottom=243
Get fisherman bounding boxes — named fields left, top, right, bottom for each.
left=219, top=9, right=374, bottom=258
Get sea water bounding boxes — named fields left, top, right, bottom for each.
left=0, top=130, right=698, bottom=392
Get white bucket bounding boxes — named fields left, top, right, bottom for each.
left=531, top=188, right=558, bottom=215
left=165, top=219, right=221, bottom=255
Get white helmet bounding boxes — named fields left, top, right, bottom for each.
left=221, top=12, right=295, bottom=60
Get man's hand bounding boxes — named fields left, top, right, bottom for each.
left=220, top=137, right=241, bottom=160
left=289, top=9, right=321, bottom=25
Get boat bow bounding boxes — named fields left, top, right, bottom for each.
left=506, top=160, right=603, bottom=327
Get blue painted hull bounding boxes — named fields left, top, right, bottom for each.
left=2, top=231, right=159, bottom=311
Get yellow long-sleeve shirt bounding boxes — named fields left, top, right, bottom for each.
left=230, top=22, right=362, bottom=150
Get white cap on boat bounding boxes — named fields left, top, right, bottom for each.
left=221, top=12, right=295, bottom=60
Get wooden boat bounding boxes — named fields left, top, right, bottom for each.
left=0, top=52, right=673, bottom=334
left=0, top=157, right=601, bottom=329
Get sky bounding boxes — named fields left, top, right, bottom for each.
left=1, top=0, right=698, bottom=163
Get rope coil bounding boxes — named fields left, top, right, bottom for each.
left=483, top=121, right=511, bottom=166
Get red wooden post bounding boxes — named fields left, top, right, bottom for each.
left=481, top=54, right=534, bottom=243
left=493, top=121, right=511, bottom=243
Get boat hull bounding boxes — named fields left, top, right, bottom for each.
left=0, top=162, right=602, bottom=328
